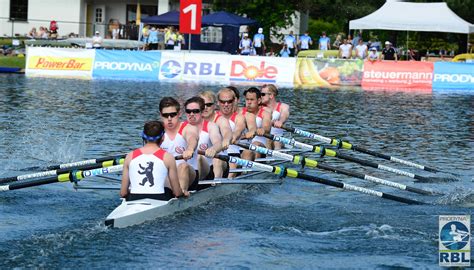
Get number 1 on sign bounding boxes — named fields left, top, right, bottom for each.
left=183, top=4, right=197, bottom=30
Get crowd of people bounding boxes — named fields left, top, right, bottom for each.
left=120, top=84, right=290, bottom=200
left=140, top=25, right=185, bottom=50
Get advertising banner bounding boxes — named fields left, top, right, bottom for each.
left=92, top=50, right=161, bottom=80
left=433, top=62, right=474, bottom=90
left=362, top=61, right=434, bottom=89
left=26, top=47, right=95, bottom=78
left=294, top=58, right=363, bottom=87
left=158, top=52, right=229, bottom=83
left=228, top=55, right=295, bottom=86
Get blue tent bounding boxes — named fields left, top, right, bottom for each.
left=202, top=11, right=257, bottom=26
left=141, top=11, right=179, bottom=25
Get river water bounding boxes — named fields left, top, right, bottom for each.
left=0, top=74, right=473, bottom=268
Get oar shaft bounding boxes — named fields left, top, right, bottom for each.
left=46, top=155, right=125, bottom=170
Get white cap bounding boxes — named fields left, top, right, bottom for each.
left=385, top=41, right=391, bottom=45
left=243, top=33, right=248, bottom=37
left=258, top=28, right=263, bottom=34
left=370, top=47, right=377, bottom=51
left=95, top=31, right=100, bottom=34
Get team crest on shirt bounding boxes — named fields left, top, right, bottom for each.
left=199, top=143, right=208, bottom=151
left=175, top=146, right=185, bottom=154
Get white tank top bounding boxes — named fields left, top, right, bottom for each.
left=161, top=122, right=198, bottom=170
left=217, top=112, right=240, bottom=154
left=128, top=149, right=167, bottom=194
left=196, top=120, right=213, bottom=165
left=251, top=107, right=267, bottom=145
left=270, top=102, right=284, bottom=136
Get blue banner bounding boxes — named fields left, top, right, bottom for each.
left=433, top=62, right=474, bottom=90
left=92, top=50, right=161, bottom=80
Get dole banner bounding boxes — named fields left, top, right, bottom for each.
left=93, top=50, right=161, bottom=80
left=229, top=55, right=295, bottom=86
left=158, top=52, right=229, bottom=83
left=26, top=47, right=95, bottom=78
left=433, top=62, right=474, bottom=90
left=362, top=61, right=434, bottom=89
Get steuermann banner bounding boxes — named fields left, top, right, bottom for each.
left=433, top=62, right=474, bottom=90
left=93, top=50, right=162, bottom=80
left=26, top=47, right=95, bottom=78
left=362, top=61, right=434, bottom=90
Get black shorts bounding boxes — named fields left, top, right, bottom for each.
left=126, top=188, right=174, bottom=201
left=188, top=170, right=200, bottom=191
left=228, top=152, right=240, bottom=157
left=205, top=165, right=215, bottom=180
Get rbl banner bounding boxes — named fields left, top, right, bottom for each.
left=362, top=61, right=434, bottom=89
left=180, top=0, right=202, bottom=35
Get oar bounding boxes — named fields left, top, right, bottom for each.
left=0, top=158, right=125, bottom=185
left=199, top=179, right=283, bottom=185
left=0, top=165, right=124, bottom=191
left=213, top=155, right=424, bottom=205
left=238, top=143, right=437, bottom=195
left=264, top=134, right=440, bottom=182
left=282, top=125, right=455, bottom=175
left=19, top=154, right=126, bottom=171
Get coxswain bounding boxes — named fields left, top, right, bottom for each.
left=242, top=87, right=272, bottom=159
left=120, top=120, right=184, bottom=201
left=260, top=84, right=290, bottom=149
left=199, top=91, right=232, bottom=178
left=159, top=97, right=200, bottom=196
left=184, top=96, right=224, bottom=181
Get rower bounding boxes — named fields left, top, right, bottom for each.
left=261, top=84, right=290, bottom=149
left=159, top=97, right=200, bottom=196
left=199, top=91, right=232, bottom=178
left=229, top=86, right=257, bottom=140
left=120, top=120, right=183, bottom=201
left=241, top=87, right=272, bottom=160
left=184, top=96, right=224, bottom=181
left=216, top=87, right=250, bottom=178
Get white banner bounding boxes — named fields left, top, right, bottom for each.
left=25, top=47, right=95, bottom=79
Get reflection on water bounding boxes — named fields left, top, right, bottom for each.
left=0, top=74, right=473, bottom=268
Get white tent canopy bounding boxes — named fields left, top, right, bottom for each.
left=349, top=0, right=474, bottom=34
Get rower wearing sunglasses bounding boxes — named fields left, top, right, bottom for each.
left=159, top=97, right=200, bottom=196
left=199, top=91, right=232, bottom=178
left=183, top=96, right=224, bottom=183
left=241, top=87, right=272, bottom=160
left=260, top=84, right=290, bottom=150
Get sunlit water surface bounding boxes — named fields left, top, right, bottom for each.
left=0, top=74, right=473, bottom=268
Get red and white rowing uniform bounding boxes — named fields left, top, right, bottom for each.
left=270, top=102, right=284, bottom=136
left=129, top=149, right=168, bottom=194
left=192, top=120, right=213, bottom=165
left=216, top=111, right=239, bottom=155
left=251, top=107, right=267, bottom=145
left=161, top=122, right=198, bottom=170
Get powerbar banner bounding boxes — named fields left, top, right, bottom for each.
left=93, top=50, right=161, bottom=80
left=362, top=61, right=434, bottom=89
left=26, top=47, right=95, bottom=78
left=433, top=62, right=474, bottom=90
left=294, top=58, right=363, bottom=87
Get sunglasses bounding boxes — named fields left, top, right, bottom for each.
left=185, top=108, right=201, bottom=114
left=161, top=112, right=178, bottom=118
left=204, top=102, right=215, bottom=107
left=218, top=98, right=235, bottom=105
left=260, top=93, right=267, bottom=96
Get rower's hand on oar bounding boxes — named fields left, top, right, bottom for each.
left=273, top=121, right=284, bottom=128
left=256, top=128, right=266, bottom=136
left=205, top=148, right=217, bottom=159
left=182, top=150, right=194, bottom=160
left=221, top=141, right=230, bottom=150
left=244, top=130, right=256, bottom=139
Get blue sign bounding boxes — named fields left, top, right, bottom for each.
left=92, top=50, right=161, bottom=80
left=433, top=62, right=474, bottom=90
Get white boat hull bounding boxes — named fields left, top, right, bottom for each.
left=105, top=184, right=243, bottom=228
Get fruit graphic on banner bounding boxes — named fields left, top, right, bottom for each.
left=295, top=58, right=330, bottom=87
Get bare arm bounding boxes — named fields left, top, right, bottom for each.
left=274, top=103, right=290, bottom=128
left=244, top=112, right=257, bottom=139
left=120, top=152, right=132, bottom=198
left=206, top=122, right=223, bottom=158
left=164, top=152, right=183, bottom=197
left=232, top=114, right=247, bottom=143
left=217, top=117, right=232, bottom=150
left=257, top=108, right=272, bottom=136
left=183, top=124, right=199, bottom=160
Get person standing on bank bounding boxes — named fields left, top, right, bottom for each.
left=299, top=31, right=313, bottom=51
left=253, top=28, right=266, bottom=56
left=120, top=120, right=184, bottom=201
left=381, top=41, right=398, bottom=61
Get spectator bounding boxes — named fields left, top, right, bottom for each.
left=239, top=33, right=252, bottom=55
left=165, top=27, right=177, bottom=50
left=157, top=27, right=165, bottom=50
left=318, top=31, right=331, bottom=51
left=27, top=27, right=37, bottom=39
left=355, top=39, right=368, bottom=59
left=279, top=44, right=290, bottom=57
left=367, top=47, right=379, bottom=62
left=338, top=39, right=352, bottom=59
left=346, top=34, right=353, bottom=46
left=49, top=20, right=58, bottom=39
left=176, top=31, right=185, bottom=50
left=333, top=34, right=342, bottom=50
left=92, top=31, right=103, bottom=48
left=408, top=48, right=417, bottom=61
left=299, top=31, right=312, bottom=51
left=381, top=41, right=397, bottom=61
left=148, top=27, right=158, bottom=50
left=284, top=31, right=297, bottom=57
left=352, top=31, right=361, bottom=47
left=253, top=27, right=266, bottom=56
